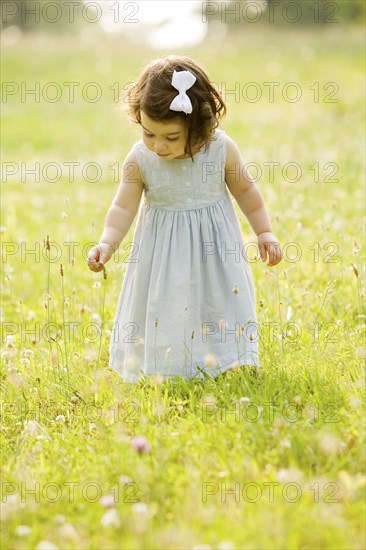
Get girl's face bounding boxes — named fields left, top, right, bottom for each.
left=140, top=111, right=190, bottom=160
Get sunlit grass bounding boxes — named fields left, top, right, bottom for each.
left=1, top=24, right=365, bottom=550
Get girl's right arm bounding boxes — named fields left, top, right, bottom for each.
left=87, top=149, right=144, bottom=272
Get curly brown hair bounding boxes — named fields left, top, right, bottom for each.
left=123, top=55, right=227, bottom=161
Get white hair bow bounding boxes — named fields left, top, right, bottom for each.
left=169, top=70, right=197, bottom=115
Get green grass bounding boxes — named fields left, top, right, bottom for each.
left=1, top=24, right=365, bottom=550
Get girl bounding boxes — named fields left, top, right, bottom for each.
left=87, top=55, right=282, bottom=383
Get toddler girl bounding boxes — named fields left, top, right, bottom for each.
left=87, top=55, right=282, bottom=383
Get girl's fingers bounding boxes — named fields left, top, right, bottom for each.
left=267, top=244, right=282, bottom=265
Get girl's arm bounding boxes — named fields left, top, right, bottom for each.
left=224, top=134, right=282, bottom=267
left=87, top=149, right=144, bottom=272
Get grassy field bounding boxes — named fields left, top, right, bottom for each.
left=1, top=22, right=365, bottom=550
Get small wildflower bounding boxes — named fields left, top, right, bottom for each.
left=36, top=541, right=59, bottom=550
left=5, top=335, right=16, bottom=348
left=239, top=397, right=250, bottom=403
left=204, top=353, right=217, bottom=369
left=61, top=212, right=68, bottom=219
left=119, top=475, right=132, bottom=484
left=99, top=495, right=116, bottom=508
left=151, top=374, right=164, bottom=386
left=93, top=281, right=101, bottom=289
left=131, top=435, right=151, bottom=453
left=58, top=523, right=78, bottom=539
left=15, top=525, right=32, bottom=537
left=23, top=420, right=43, bottom=436
left=217, top=543, right=235, bottom=550
left=100, top=508, right=120, bottom=528
left=55, top=415, right=66, bottom=423
left=132, top=502, right=149, bottom=515
left=91, top=313, right=101, bottom=324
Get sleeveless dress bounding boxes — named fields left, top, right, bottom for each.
left=109, top=128, right=260, bottom=383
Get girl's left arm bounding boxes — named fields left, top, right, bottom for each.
left=224, top=134, right=282, bottom=267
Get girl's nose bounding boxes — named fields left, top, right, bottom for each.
left=154, top=139, right=168, bottom=154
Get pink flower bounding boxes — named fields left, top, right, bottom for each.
left=131, top=435, right=151, bottom=454
left=99, top=495, right=116, bottom=508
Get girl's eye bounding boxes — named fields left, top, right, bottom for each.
left=167, top=137, right=178, bottom=142
left=144, top=132, right=154, bottom=138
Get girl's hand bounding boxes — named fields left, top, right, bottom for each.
left=257, top=232, right=283, bottom=267
left=87, top=243, right=115, bottom=272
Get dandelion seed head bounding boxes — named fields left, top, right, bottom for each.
left=204, top=353, right=217, bottom=369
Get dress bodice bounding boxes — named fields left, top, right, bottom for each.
left=133, top=129, right=227, bottom=211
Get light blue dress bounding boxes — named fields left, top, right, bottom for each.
left=109, top=128, right=260, bottom=383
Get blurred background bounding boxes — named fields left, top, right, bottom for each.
left=1, top=0, right=365, bottom=309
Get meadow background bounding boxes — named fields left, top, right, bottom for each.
left=1, top=1, right=365, bottom=549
